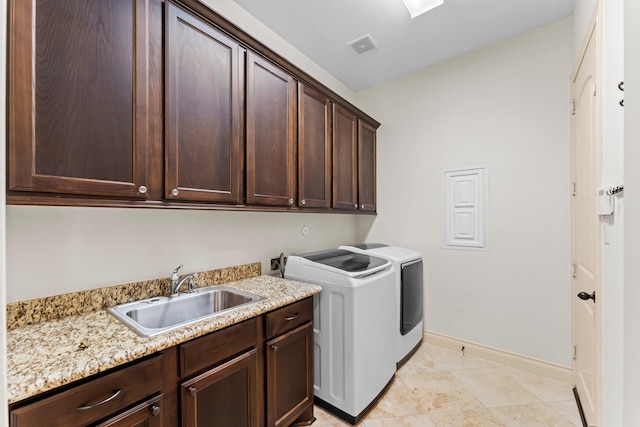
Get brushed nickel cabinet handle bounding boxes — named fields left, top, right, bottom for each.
left=171, top=188, right=179, bottom=196
left=188, top=386, right=197, bottom=396
left=151, top=405, right=161, bottom=417
left=76, top=389, right=122, bottom=411
left=138, top=185, right=148, bottom=194
left=285, top=313, right=300, bottom=321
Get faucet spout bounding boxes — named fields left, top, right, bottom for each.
left=170, top=266, right=197, bottom=297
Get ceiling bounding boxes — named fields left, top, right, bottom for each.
left=231, top=0, right=575, bottom=91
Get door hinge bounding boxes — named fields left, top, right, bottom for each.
left=572, top=263, right=577, bottom=278
left=572, top=181, right=577, bottom=197
left=573, top=345, right=577, bottom=360
left=571, top=99, right=576, bottom=115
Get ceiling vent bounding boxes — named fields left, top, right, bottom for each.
left=347, top=34, right=378, bottom=55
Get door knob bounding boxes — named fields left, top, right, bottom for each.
left=577, top=291, right=596, bottom=302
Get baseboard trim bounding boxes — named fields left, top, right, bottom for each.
left=424, top=330, right=572, bottom=384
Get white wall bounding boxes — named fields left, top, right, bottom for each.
left=0, top=0, right=8, bottom=422
left=355, top=18, right=573, bottom=366
left=4, top=0, right=361, bottom=303
left=6, top=208, right=356, bottom=302
left=624, top=0, right=640, bottom=423
left=600, top=0, right=625, bottom=423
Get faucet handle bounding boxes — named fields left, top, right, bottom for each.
left=171, top=265, right=183, bottom=280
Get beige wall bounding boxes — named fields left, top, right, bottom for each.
left=355, top=18, right=573, bottom=366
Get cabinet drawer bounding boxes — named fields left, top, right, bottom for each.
left=180, top=318, right=257, bottom=378
left=266, top=298, right=313, bottom=340
left=10, top=355, right=163, bottom=427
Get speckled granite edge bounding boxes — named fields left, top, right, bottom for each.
left=6, top=263, right=262, bottom=329
left=6, top=275, right=322, bottom=404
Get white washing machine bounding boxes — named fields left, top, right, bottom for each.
left=340, top=243, right=424, bottom=367
left=284, top=249, right=396, bottom=424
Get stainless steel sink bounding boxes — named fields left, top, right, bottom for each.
left=108, top=286, right=265, bottom=337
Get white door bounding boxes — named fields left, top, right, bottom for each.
left=571, top=9, right=602, bottom=426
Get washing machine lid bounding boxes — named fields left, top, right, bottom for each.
left=295, top=249, right=390, bottom=276
left=339, top=244, right=422, bottom=263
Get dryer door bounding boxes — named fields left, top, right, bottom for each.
left=401, top=259, right=423, bottom=335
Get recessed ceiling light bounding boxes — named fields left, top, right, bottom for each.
left=402, top=0, right=444, bottom=19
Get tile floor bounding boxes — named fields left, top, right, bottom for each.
left=313, top=343, right=582, bottom=426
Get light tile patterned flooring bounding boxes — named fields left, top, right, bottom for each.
left=313, top=343, right=581, bottom=426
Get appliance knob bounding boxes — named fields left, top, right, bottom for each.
left=138, top=185, right=148, bottom=194
left=171, top=188, right=179, bottom=196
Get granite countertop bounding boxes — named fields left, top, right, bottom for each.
left=6, top=275, right=321, bottom=405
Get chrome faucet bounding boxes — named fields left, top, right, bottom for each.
left=170, top=265, right=197, bottom=297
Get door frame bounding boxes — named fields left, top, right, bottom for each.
left=570, top=1, right=603, bottom=425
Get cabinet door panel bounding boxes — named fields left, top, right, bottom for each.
left=266, top=323, right=313, bottom=427
left=332, top=104, right=358, bottom=210
left=246, top=53, right=297, bottom=206
left=181, top=349, right=258, bottom=427
left=95, top=395, right=163, bottom=427
left=165, top=3, right=243, bottom=203
left=9, top=0, right=156, bottom=198
left=358, top=120, right=377, bottom=212
left=298, top=84, right=331, bottom=208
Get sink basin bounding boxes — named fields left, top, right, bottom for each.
left=108, top=286, right=265, bottom=337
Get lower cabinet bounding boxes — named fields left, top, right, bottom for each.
left=9, top=356, right=164, bottom=427
left=8, top=297, right=315, bottom=427
left=181, top=350, right=258, bottom=427
left=95, top=395, right=163, bottom=427
left=265, top=298, right=314, bottom=427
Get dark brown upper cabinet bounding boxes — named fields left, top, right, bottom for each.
left=297, top=83, right=332, bottom=209
left=8, top=0, right=162, bottom=199
left=165, top=3, right=244, bottom=204
left=358, top=120, right=377, bottom=212
left=245, top=52, right=297, bottom=207
left=332, top=104, right=358, bottom=210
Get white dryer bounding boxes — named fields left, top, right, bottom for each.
left=284, top=249, right=396, bottom=424
left=340, top=243, right=424, bottom=367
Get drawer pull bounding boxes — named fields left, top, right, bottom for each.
left=188, top=386, right=197, bottom=396
left=285, top=313, right=300, bottom=321
left=271, top=345, right=278, bottom=352
left=76, top=389, right=122, bottom=411
left=151, top=405, right=161, bottom=417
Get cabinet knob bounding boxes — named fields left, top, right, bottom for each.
left=361, top=204, right=365, bottom=209
left=288, top=198, right=294, bottom=205
left=354, top=203, right=358, bottom=208
left=271, top=345, right=279, bottom=352
left=171, top=188, right=179, bottom=196
left=150, top=405, right=161, bottom=417
left=301, top=199, right=306, bottom=205
left=188, top=386, right=197, bottom=396
left=138, top=185, right=148, bottom=194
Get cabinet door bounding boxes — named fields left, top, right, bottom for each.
left=95, top=395, right=163, bottom=427
left=165, top=3, right=243, bottom=203
left=181, top=349, right=258, bottom=427
left=298, top=83, right=331, bottom=208
left=358, top=120, right=377, bottom=212
left=8, top=0, right=160, bottom=198
left=266, top=323, right=314, bottom=427
left=246, top=52, right=297, bottom=207
left=332, top=104, right=358, bottom=210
